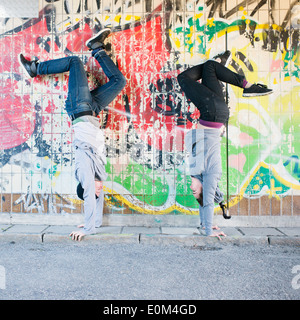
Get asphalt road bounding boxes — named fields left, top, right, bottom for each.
left=0, top=241, right=299, bottom=300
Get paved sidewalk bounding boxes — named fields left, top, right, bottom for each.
left=0, top=224, right=299, bottom=246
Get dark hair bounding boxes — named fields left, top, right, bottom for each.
left=191, top=175, right=203, bottom=207
left=196, top=192, right=203, bottom=207
left=77, top=183, right=84, bottom=200
left=76, top=183, right=99, bottom=201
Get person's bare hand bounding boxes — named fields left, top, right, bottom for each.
left=69, top=230, right=85, bottom=241
left=209, top=231, right=226, bottom=240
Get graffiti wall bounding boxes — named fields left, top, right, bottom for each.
left=0, top=0, right=299, bottom=217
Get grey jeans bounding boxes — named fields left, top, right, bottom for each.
left=193, top=174, right=224, bottom=234
left=185, top=129, right=223, bottom=236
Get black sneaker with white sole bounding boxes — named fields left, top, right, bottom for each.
left=86, top=28, right=111, bottom=50
left=243, top=83, right=273, bottom=97
left=18, top=54, right=38, bottom=78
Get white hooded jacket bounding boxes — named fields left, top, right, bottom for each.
left=73, top=120, right=107, bottom=234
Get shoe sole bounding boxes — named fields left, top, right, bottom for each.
left=242, top=90, right=273, bottom=97
left=85, top=28, right=111, bottom=48
left=18, top=54, right=34, bottom=78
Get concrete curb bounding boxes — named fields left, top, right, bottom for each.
left=0, top=224, right=299, bottom=246
left=139, top=234, right=269, bottom=246
left=268, top=236, right=300, bottom=246
left=0, top=233, right=42, bottom=243
left=43, top=233, right=140, bottom=244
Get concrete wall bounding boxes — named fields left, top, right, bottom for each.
left=0, top=0, right=299, bottom=223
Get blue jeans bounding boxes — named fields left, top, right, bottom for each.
left=37, top=50, right=126, bottom=118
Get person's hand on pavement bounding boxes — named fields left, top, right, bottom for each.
left=69, top=230, right=85, bottom=241
left=209, top=231, right=226, bottom=240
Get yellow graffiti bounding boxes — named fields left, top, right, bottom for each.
left=102, top=161, right=300, bottom=215
left=103, top=185, right=199, bottom=215
left=266, top=179, right=282, bottom=200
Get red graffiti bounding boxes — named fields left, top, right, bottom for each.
left=0, top=6, right=191, bottom=154
left=0, top=78, right=34, bottom=149
left=113, top=15, right=190, bottom=152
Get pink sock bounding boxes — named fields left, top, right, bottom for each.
left=242, top=79, right=248, bottom=88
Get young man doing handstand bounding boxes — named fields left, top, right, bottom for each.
left=19, top=28, right=126, bottom=241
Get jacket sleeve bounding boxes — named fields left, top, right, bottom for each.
left=185, top=129, right=205, bottom=176
left=75, top=150, right=98, bottom=235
